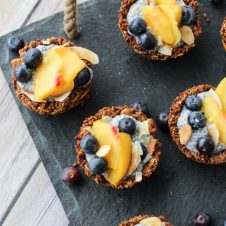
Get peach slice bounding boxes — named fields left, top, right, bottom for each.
left=140, top=217, right=162, bottom=226
left=92, top=120, right=132, bottom=186
left=216, top=78, right=226, bottom=114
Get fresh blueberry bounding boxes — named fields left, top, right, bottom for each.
left=24, top=48, right=43, bottom=68
left=137, top=32, right=157, bottom=51
left=141, top=143, right=148, bottom=160
left=156, top=112, right=169, bottom=130
left=185, top=95, right=202, bottom=111
left=209, top=0, right=223, bottom=4
left=130, top=102, right=149, bottom=115
left=88, top=157, right=107, bottom=174
left=62, top=166, right=80, bottom=185
left=128, top=18, right=147, bottom=36
left=194, top=213, right=211, bottom=226
left=182, top=6, right=195, bottom=25
left=188, top=111, right=206, bottom=129
left=197, top=137, right=215, bottom=156
left=76, top=67, right=91, bottom=87
left=80, top=134, right=99, bottom=154
left=14, top=64, right=32, bottom=83
left=118, top=118, right=136, bottom=135
left=7, top=36, right=24, bottom=52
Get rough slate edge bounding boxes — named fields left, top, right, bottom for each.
left=0, top=0, right=108, bottom=225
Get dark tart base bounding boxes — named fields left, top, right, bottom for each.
left=76, top=106, right=161, bottom=189
left=118, top=0, right=202, bottom=61
left=119, top=214, right=172, bottom=226
left=11, top=37, right=92, bottom=115
left=221, top=17, right=226, bottom=50
left=168, top=84, right=226, bottom=164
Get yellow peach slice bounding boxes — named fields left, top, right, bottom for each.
left=92, top=120, right=132, bottom=186
left=140, top=217, right=162, bottom=226
left=216, top=78, right=226, bottom=114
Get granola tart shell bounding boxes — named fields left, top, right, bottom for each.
left=221, top=17, right=226, bottom=51
left=76, top=106, right=161, bottom=189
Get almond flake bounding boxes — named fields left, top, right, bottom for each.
left=85, top=127, right=94, bottom=134
left=147, top=139, right=157, bottom=154
left=96, top=145, right=111, bottom=158
left=208, top=124, right=219, bottom=146
left=135, top=172, right=142, bottom=182
left=138, top=120, right=150, bottom=137
left=180, top=26, right=195, bottom=45
left=205, top=89, right=223, bottom=109
left=158, top=45, right=173, bottom=56
left=179, top=124, right=192, bottom=145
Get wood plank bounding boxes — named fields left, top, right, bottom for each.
left=2, top=163, right=69, bottom=226
left=0, top=70, right=40, bottom=221
left=0, top=0, right=40, bottom=36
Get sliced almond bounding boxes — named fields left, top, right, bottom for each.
left=69, top=46, right=99, bottom=65
left=135, top=171, right=142, bottom=182
left=179, top=124, right=192, bottom=145
left=140, top=217, right=162, bottom=226
left=208, top=124, right=219, bottom=146
left=85, top=127, right=94, bottom=134
left=96, top=145, right=111, bottom=158
left=138, top=120, right=150, bottom=137
left=158, top=44, right=173, bottom=56
left=180, top=26, right=195, bottom=45
left=127, top=141, right=142, bottom=176
left=205, top=89, right=223, bottom=109
left=147, top=138, right=157, bottom=154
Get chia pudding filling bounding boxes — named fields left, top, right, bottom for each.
left=177, top=91, right=226, bottom=154
left=17, top=44, right=93, bottom=102
left=127, top=0, right=194, bottom=54
left=85, top=114, right=155, bottom=182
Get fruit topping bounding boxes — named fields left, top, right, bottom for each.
left=216, top=78, right=226, bottom=113
left=179, top=124, right=192, bottom=145
left=158, top=44, right=173, bottom=56
left=194, top=213, right=211, bottom=226
left=14, top=64, right=32, bottom=83
left=188, top=111, right=206, bottom=130
left=96, top=145, right=111, bottom=158
left=127, top=141, right=142, bottom=175
left=62, top=166, right=80, bottom=185
left=130, top=102, right=149, bottom=115
left=156, top=112, right=169, bottom=130
left=140, top=217, right=162, bottom=226
left=180, top=26, right=195, bottom=45
left=7, top=36, right=25, bottom=52
left=88, top=156, right=108, bottom=175
left=80, top=134, right=99, bottom=155
left=128, top=18, right=147, bottom=36
left=118, top=118, right=136, bottom=135
left=182, top=6, right=195, bottom=25
left=76, top=67, right=91, bottom=87
left=197, top=137, right=215, bottom=156
left=205, top=89, right=222, bottom=109
left=68, top=46, right=99, bottom=65
left=202, top=95, right=226, bottom=145
left=92, top=120, right=132, bottom=185
left=208, top=124, right=219, bottom=146
left=141, top=143, right=148, bottom=160
left=209, top=0, right=223, bottom=5
left=185, top=95, right=202, bottom=111
left=137, top=32, right=157, bottom=50
left=24, top=48, right=43, bottom=68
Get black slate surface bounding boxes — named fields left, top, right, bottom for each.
left=1, top=0, right=226, bottom=225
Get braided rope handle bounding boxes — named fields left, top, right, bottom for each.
left=64, top=0, right=79, bottom=39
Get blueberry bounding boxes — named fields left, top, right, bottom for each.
left=141, top=143, right=148, bottom=160
left=188, top=111, right=206, bottom=129
left=62, top=166, right=80, bottom=185
left=80, top=134, right=99, bottom=154
left=156, top=112, right=169, bottom=130
left=88, top=157, right=107, bottom=174
left=209, top=0, right=223, bottom=4
left=7, top=36, right=24, bottom=52
left=194, top=213, right=211, bottom=226
left=24, top=48, right=43, bottom=68
left=197, top=137, right=215, bottom=156
left=128, top=18, right=147, bottom=36
left=185, top=95, right=202, bottom=111
left=118, top=118, right=136, bottom=135
left=137, top=33, right=157, bottom=51
left=182, top=6, right=195, bottom=25
left=130, top=102, right=149, bottom=115
left=76, top=67, right=91, bottom=87
left=14, top=64, right=32, bottom=83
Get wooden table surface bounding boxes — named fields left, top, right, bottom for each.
left=0, top=0, right=87, bottom=225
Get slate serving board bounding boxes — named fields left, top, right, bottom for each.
left=1, top=0, right=226, bottom=225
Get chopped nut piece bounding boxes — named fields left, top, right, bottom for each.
left=147, top=139, right=157, bottom=154
left=135, top=172, right=142, bottom=182
left=96, top=145, right=111, bottom=158
left=138, top=120, right=150, bottom=137
left=158, top=44, right=173, bottom=56
left=180, top=26, right=195, bottom=45
left=179, top=124, right=192, bottom=145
